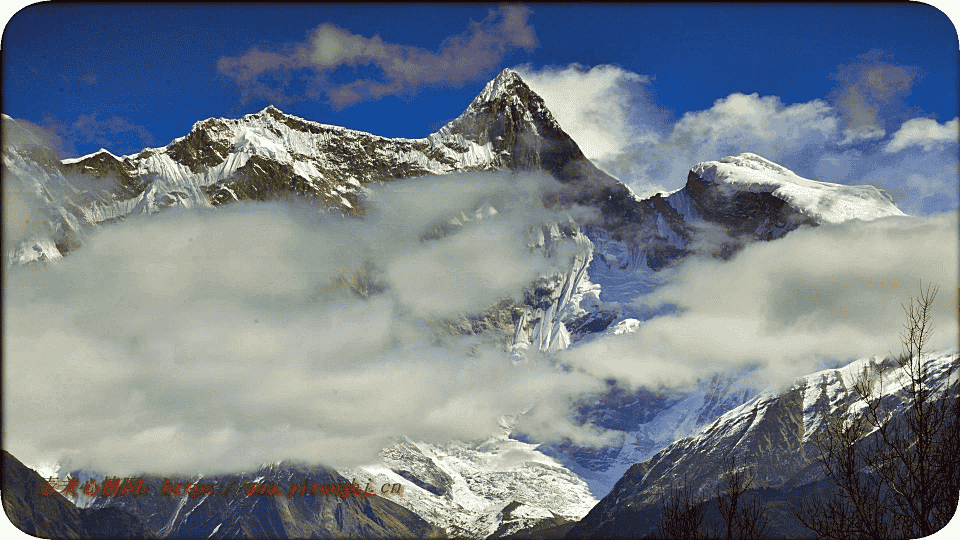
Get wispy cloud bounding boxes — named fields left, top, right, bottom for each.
left=829, top=49, right=921, bottom=139
left=3, top=171, right=609, bottom=476
left=41, top=112, right=154, bottom=158
left=2, top=115, right=63, bottom=153
left=218, top=5, right=538, bottom=109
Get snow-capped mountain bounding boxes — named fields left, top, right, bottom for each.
left=567, top=351, right=959, bottom=539
left=8, top=69, right=607, bottom=224
left=4, top=68, right=914, bottom=538
left=500, top=153, right=906, bottom=502
left=686, top=152, right=903, bottom=227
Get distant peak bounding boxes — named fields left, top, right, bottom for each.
left=497, top=67, right=521, bottom=80
left=474, top=67, right=527, bottom=105
left=260, top=105, right=283, bottom=114
left=435, top=66, right=565, bottom=142
left=691, top=152, right=906, bottom=223
left=60, top=148, right=120, bottom=164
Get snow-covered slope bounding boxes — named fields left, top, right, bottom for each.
left=58, top=104, right=502, bottom=219
left=689, top=153, right=905, bottom=225
left=340, top=434, right=597, bottom=539
left=2, top=114, right=87, bottom=264
left=543, top=370, right=759, bottom=498
left=568, top=351, right=959, bottom=538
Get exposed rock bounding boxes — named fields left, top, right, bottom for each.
left=1, top=450, right=152, bottom=538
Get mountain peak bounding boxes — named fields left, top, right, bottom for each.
left=472, top=67, right=527, bottom=106
left=439, top=66, right=557, bottom=143
left=495, top=66, right=521, bottom=83
left=60, top=148, right=120, bottom=165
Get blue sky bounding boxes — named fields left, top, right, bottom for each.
left=2, top=3, right=958, bottom=213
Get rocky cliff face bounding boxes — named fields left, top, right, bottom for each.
left=2, top=450, right=152, bottom=538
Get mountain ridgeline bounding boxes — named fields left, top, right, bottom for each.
left=3, top=68, right=901, bottom=270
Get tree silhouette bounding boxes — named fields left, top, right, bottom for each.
left=654, top=481, right=707, bottom=540
left=796, top=282, right=959, bottom=539
left=652, top=460, right=767, bottom=540
left=713, top=456, right=767, bottom=540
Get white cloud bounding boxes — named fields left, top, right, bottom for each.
left=884, top=117, right=959, bottom=153
left=514, top=63, right=659, bottom=161
left=562, top=213, right=959, bottom=389
left=666, top=93, right=838, bottom=163
left=2, top=172, right=609, bottom=476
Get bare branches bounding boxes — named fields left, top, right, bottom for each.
left=797, top=282, right=960, bottom=539
left=794, top=413, right=892, bottom=540
left=898, top=282, right=937, bottom=373
left=714, top=456, right=767, bottom=540
left=656, top=482, right=707, bottom=540
left=654, top=460, right=767, bottom=540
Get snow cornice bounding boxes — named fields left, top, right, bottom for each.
left=60, top=148, right=122, bottom=165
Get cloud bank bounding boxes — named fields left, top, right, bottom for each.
left=884, top=117, right=959, bottom=153
left=218, top=6, right=537, bottom=108
left=562, top=212, right=959, bottom=389
left=3, top=171, right=609, bottom=476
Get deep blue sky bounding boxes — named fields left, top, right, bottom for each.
left=2, top=3, right=958, bottom=158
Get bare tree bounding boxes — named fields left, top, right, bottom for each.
left=797, top=282, right=960, bottom=539
left=653, top=460, right=768, bottom=540
left=795, top=412, right=892, bottom=540
left=713, top=456, right=767, bottom=540
left=655, top=481, right=707, bottom=540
